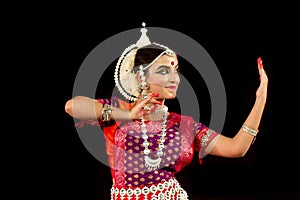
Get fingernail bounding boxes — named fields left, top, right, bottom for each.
left=257, top=57, right=263, bottom=68
left=155, top=101, right=162, bottom=105
left=151, top=93, right=159, bottom=97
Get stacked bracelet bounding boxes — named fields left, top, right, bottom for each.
left=242, top=124, right=258, bottom=137
left=102, top=104, right=112, bottom=121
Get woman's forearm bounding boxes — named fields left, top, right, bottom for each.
left=65, top=96, right=131, bottom=121
left=210, top=96, right=267, bottom=158
left=233, top=96, right=266, bottom=156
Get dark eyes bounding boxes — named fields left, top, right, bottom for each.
left=157, top=68, right=179, bottom=75
left=157, top=69, right=168, bottom=75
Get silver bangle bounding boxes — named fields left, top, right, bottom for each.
left=242, top=124, right=258, bottom=137
left=102, top=104, right=112, bottom=121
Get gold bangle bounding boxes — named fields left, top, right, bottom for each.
left=102, top=104, right=112, bottom=121
left=242, top=124, right=258, bottom=137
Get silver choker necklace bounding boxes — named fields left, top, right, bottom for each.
left=140, top=106, right=169, bottom=171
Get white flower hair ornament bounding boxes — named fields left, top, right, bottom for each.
left=114, top=22, right=175, bottom=101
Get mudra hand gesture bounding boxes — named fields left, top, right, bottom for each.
left=128, top=93, right=163, bottom=120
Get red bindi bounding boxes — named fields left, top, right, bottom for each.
left=171, top=61, right=174, bottom=66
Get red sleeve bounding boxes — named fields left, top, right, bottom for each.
left=194, top=122, right=219, bottom=164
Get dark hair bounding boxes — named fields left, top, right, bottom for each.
left=133, top=44, right=167, bottom=73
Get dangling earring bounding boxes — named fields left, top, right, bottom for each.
left=139, top=65, right=149, bottom=100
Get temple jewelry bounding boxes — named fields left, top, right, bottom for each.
left=242, top=124, right=258, bottom=137
left=143, top=105, right=154, bottom=111
left=140, top=106, right=169, bottom=171
left=153, top=105, right=168, bottom=114
left=114, top=22, right=175, bottom=102
left=142, top=48, right=175, bottom=71
left=102, top=104, right=112, bottom=121
left=139, top=65, right=150, bottom=100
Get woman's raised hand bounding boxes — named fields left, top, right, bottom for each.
left=128, top=93, right=162, bottom=120
left=256, top=57, right=268, bottom=102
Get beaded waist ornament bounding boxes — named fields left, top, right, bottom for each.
left=110, top=177, right=188, bottom=200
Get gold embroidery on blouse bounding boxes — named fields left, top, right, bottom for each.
left=134, top=138, right=140, bottom=143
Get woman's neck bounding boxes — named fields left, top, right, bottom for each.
left=143, top=104, right=169, bottom=121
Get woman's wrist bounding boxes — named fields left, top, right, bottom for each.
left=110, top=107, right=132, bottom=121
left=101, top=104, right=113, bottom=121
left=255, top=95, right=267, bottom=104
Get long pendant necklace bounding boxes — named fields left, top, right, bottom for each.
left=140, top=106, right=168, bottom=171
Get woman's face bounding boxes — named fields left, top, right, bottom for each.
left=146, top=54, right=180, bottom=99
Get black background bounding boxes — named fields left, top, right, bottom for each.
left=35, top=2, right=300, bottom=200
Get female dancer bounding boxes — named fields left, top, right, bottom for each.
left=65, top=23, right=268, bottom=199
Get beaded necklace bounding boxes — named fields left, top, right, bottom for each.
left=140, top=106, right=169, bottom=170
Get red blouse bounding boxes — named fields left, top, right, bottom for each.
left=75, top=97, right=219, bottom=188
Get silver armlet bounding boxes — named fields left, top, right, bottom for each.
left=102, top=104, right=113, bottom=121
left=242, top=124, right=258, bottom=137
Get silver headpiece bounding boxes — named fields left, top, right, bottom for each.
left=114, top=22, right=175, bottom=101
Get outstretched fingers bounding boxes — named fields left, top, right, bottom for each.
left=257, top=57, right=268, bottom=82
left=256, top=57, right=268, bottom=100
left=257, top=57, right=263, bottom=76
